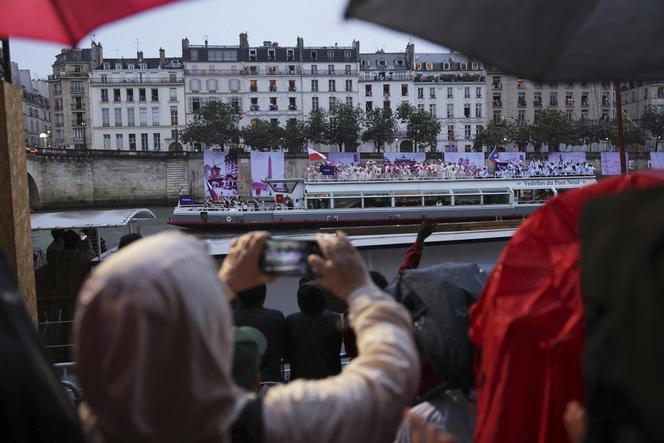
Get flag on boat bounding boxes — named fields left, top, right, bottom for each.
left=487, top=147, right=499, bottom=163
left=307, top=147, right=327, bottom=161
left=205, top=179, right=218, bottom=201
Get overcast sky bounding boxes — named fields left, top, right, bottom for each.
left=10, top=0, right=447, bottom=79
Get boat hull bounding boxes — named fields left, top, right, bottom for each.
left=168, top=205, right=536, bottom=230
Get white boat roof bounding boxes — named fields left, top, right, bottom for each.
left=304, top=176, right=596, bottom=194
left=31, top=208, right=157, bottom=231
left=206, top=228, right=515, bottom=256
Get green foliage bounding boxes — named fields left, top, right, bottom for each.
left=608, top=118, right=645, bottom=146
left=326, top=103, right=364, bottom=152
left=474, top=123, right=507, bottom=150
left=640, top=106, right=664, bottom=148
left=241, top=119, right=285, bottom=151
left=283, top=119, right=307, bottom=152
left=529, top=109, right=577, bottom=151
left=180, top=101, right=241, bottom=150
left=396, top=103, right=441, bottom=151
left=304, top=108, right=330, bottom=145
left=361, top=107, right=396, bottom=151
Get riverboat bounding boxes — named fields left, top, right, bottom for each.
left=167, top=176, right=596, bottom=229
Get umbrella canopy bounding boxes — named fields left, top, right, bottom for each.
left=1, top=0, right=182, bottom=46
left=388, top=262, right=487, bottom=390
left=345, top=0, right=664, bottom=81
left=469, top=170, right=664, bottom=443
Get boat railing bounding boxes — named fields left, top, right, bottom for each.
left=304, top=173, right=596, bottom=183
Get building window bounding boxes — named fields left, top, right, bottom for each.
left=139, top=88, right=146, bottom=101
left=418, top=104, right=425, bottom=112
left=345, top=80, right=353, bottom=92
left=581, top=93, right=589, bottom=107
left=534, top=92, right=543, bottom=107
left=71, top=81, right=83, bottom=93
left=464, top=87, right=470, bottom=99
left=383, top=84, right=390, bottom=98
left=101, top=89, right=108, bottom=102
left=475, top=103, right=482, bottom=118
left=269, top=97, right=278, bottom=111
left=493, top=111, right=502, bottom=124
left=289, top=80, right=297, bottom=92
left=127, top=108, right=135, bottom=126
left=329, top=97, right=337, bottom=109
left=102, top=109, right=110, bottom=127
left=565, top=92, right=574, bottom=107
left=73, top=128, right=85, bottom=140
left=429, top=87, right=436, bottom=98
left=249, top=97, right=258, bottom=111
left=153, top=133, right=161, bottom=150
left=447, top=87, right=453, bottom=99
left=447, top=125, right=455, bottom=140
left=206, top=79, right=218, bottom=92
left=346, top=97, right=353, bottom=106
left=447, top=104, right=454, bottom=118
left=464, top=125, right=471, bottom=140
left=192, top=97, right=200, bottom=112
left=384, top=101, right=391, bottom=110
left=113, top=89, right=121, bottom=102
left=139, top=108, right=147, bottom=126
left=170, top=106, right=178, bottom=125
left=492, top=76, right=502, bottom=90
left=365, top=84, right=372, bottom=97
left=126, top=88, right=134, bottom=102
left=518, top=110, right=526, bottom=122
left=518, top=92, right=527, bottom=108
left=429, top=104, right=436, bottom=117
left=169, top=88, right=177, bottom=101
left=115, top=134, right=123, bottom=149
left=417, top=87, right=424, bottom=99
left=581, top=109, right=588, bottom=119
left=549, top=92, right=558, bottom=106
left=327, top=64, right=335, bottom=75
left=103, top=134, right=111, bottom=149
left=328, top=79, right=336, bottom=92
left=312, top=96, right=319, bottom=110
left=189, top=79, right=200, bottom=93
left=289, top=97, right=297, bottom=111
left=327, top=50, right=334, bottom=60
left=140, top=133, right=148, bottom=151
left=311, top=65, right=318, bottom=75
left=366, top=101, right=373, bottom=112
left=492, top=93, right=502, bottom=107
left=476, top=87, right=482, bottom=98
left=401, top=84, right=409, bottom=96
left=150, top=88, right=158, bottom=101
left=345, top=64, right=352, bottom=75
left=152, top=107, right=160, bottom=125
left=311, top=80, right=319, bottom=92
left=250, top=80, right=258, bottom=93
left=114, top=108, right=122, bottom=126
left=464, top=103, right=471, bottom=118
left=269, top=80, right=277, bottom=92
left=190, top=49, right=199, bottom=61
left=169, top=73, right=177, bottom=82
left=129, top=133, right=136, bottom=150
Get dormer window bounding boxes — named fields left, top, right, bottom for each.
left=249, top=49, right=257, bottom=61
left=395, top=59, right=404, bottom=67
left=139, top=63, right=147, bottom=70
left=460, top=62, right=468, bottom=70
left=378, top=59, right=386, bottom=67
left=344, top=50, right=351, bottom=61
left=127, top=64, right=134, bottom=70
left=443, top=62, right=450, bottom=70
left=425, top=62, right=433, bottom=70
left=361, top=59, right=369, bottom=66
left=287, top=49, right=294, bottom=61
left=268, top=49, right=275, bottom=61
left=327, top=50, right=334, bottom=60
left=103, top=62, right=110, bottom=70
left=415, top=62, right=422, bottom=70
left=471, top=62, right=479, bottom=70
left=114, top=63, right=122, bottom=70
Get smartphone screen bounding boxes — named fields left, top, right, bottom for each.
left=259, top=239, right=320, bottom=276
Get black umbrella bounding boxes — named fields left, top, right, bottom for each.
left=345, top=0, right=662, bottom=173
left=388, top=262, right=487, bottom=389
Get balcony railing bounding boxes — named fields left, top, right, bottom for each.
left=492, top=100, right=502, bottom=108
left=269, top=86, right=277, bottom=92
left=492, top=82, right=502, bottom=90
left=518, top=100, right=527, bottom=107
left=534, top=100, right=543, bottom=107
left=269, top=104, right=278, bottom=111
left=288, top=105, right=297, bottom=111
left=89, top=78, right=183, bottom=85
left=70, top=88, right=85, bottom=94
left=288, top=87, right=297, bottom=92
left=250, top=105, right=260, bottom=111
left=70, top=104, right=85, bottom=110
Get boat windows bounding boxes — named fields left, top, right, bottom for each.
left=453, top=193, right=482, bottom=206
left=482, top=189, right=511, bottom=205
left=333, top=197, right=362, bottom=209
left=395, top=196, right=423, bottom=207
left=363, top=197, right=392, bottom=208
left=514, top=188, right=555, bottom=204
left=305, top=198, right=330, bottom=209
left=424, top=195, right=452, bottom=206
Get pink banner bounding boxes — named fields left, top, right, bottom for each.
left=444, top=152, right=486, bottom=170
left=600, top=152, right=628, bottom=176
left=548, top=152, right=587, bottom=163
left=204, top=151, right=238, bottom=198
left=496, top=152, right=526, bottom=162
left=251, top=151, right=284, bottom=197
left=328, top=152, right=361, bottom=166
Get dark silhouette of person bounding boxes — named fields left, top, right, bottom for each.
left=118, top=233, right=143, bottom=249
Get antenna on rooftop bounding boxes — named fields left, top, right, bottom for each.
left=134, top=38, right=140, bottom=52
left=91, top=33, right=98, bottom=43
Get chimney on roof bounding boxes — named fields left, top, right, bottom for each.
left=272, top=42, right=278, bottom=47
left=159, top=47, right=165, bottom=67
left=182, top=38, right=189, bottom=49
left=239, top=32, right=249, bottom=48
left=263, top=41, right=271, bottom=47
left=137, top=50, right=143, bottom=62
left=205, top=39, right=208, bottom=48
left=353, top=40, right=360, bottom=54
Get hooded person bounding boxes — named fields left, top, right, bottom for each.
left=75, top=230, right=420, bottom=443
left=74, top=232, right=245, bottom=443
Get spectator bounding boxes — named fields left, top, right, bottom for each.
left=285, top=282, right=343, bottom=380
left=234, top=284, right=286, bottom=383
left=52, top=230, right=90, bottom=300
left=232, top=326, right=267, bottom=392
left=46, top=228, right=64, bottom=264
left=82, top=228, right=107, bottom=260
left=118, top=233, right=143, bottom=249
left=75, top=230, right=419, bottom=443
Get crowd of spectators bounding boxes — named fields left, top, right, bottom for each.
left=305, top=159, right=595, bottom=182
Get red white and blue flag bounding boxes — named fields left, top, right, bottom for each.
left=487, top=147, right=499, bottom=163
left=307, top=147, right=327, bottom=161
left=205, top=179, right=218, bottom=201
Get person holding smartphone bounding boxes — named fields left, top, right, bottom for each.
left=75, top=230, right=419, bottom=443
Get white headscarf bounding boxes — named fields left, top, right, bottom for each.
left=74, top=231, right=244, bottom=443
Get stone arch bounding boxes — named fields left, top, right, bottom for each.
left=400, top=140, right=414, bottom=152
left=27, top=173, right=41, bottom=210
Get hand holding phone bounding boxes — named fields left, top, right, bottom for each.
left=259, top=239, right=321, bottom=276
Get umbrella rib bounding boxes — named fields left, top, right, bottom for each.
left=49, top=0, right=78, bottom=47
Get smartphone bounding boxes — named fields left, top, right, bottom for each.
left=259, top=239, right=321, bottom=276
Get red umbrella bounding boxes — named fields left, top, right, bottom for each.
left=469, top=170, right=664, bottom=443
left=1, top=0, right=183, bottom=46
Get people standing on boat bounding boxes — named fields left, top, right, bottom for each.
left=74, top=231, right=419, bottom=443
left=285, top=282, right=343, bottom=381
left=46, top=228, right=64, bottom=265
left=233, top=284, right=287, bottom=383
